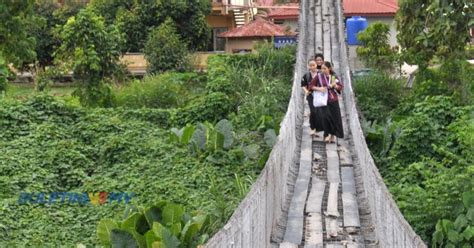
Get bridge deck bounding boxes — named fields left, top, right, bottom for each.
left=279, top=0, right=375, bottom=247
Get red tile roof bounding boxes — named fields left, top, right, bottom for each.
left=218, top=18, right=296, bottom=38
left=343, top=0, right=398, bottom=17
left=268, top=6, right=299, bottom=20
left=256, top=0, right=274, bottom=6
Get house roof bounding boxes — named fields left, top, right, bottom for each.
left=218, top=17, right=295, bottom=38
left=343, top=0, right=398, bottom=17
left=256, top=0, right=274, bottom=6
left=268, top=5, right=300, bottom=20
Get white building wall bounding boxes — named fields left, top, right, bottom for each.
left=347, top=16, right=398, bottom=70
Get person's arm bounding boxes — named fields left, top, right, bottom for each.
left=333, top=76, right=343, bottom=93
left=310, top=74, right=327, bottom=92
left=301, top=74, right=310, bottom=96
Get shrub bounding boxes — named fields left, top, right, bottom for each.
left=205, top=44, right=294, bottom=130
left=175, top=92, right=233, bottom=126
left=411, top=60, right=474, bottom=105
left=144, top=18, right=189, bottom=73
left=432, top=191, right=474, bottom=247
left=354, top=71, right=405, bottom=122
left=113, top=72, right=206, bottom=109
left=72, top=81, right=115, bottom=108
left=356, top=22, right=398, bottom=71
left=206, top=56, right=235, bottom=95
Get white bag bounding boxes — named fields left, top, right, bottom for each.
left=312, top=90, right=328, bottom=107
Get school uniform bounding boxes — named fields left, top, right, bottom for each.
left=301, top=71, right=324, bottom=132
left=309, top=73, right=344, bottom=138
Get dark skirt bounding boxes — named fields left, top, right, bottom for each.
left=306, top=94, right=324, bottom=131
left=322, top=101, right=344, bottom=138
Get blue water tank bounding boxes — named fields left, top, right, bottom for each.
left=346, top=16, right=368, bottom=45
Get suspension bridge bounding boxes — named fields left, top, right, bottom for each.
left=205, top=0, right=426, bottom=247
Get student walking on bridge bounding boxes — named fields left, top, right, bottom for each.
left=309, top=61, right=344, bottom=143
left=301, top=54, right=325, bottom=136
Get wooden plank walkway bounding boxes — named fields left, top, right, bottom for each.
left=280, top=0, right=365, bottom=247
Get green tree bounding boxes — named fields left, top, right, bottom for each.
left=31, top=1, right=60, bottom=68
left=109, top=0, right=210, bottom=52
left=356, top=22, right=398, bottom=71
left=88, top=0, right=135, bottom=24
left=396, top=0, right=474, bottom=67
left=29, top=1, right=85, bottom=68
left=0, top=0, right=37, bottom=67
left=55, top=8, right=123, bottom=106
left=115, top=8, right=146, bottom=53
left=156, top=0, right=211, bottom=51
left=144, top=19, right=189, bottom=73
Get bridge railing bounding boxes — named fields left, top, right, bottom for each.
left=334, top=0, right=426, bottom=247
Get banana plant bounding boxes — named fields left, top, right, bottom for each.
left=97, top=202, right=209, bottom=248
left=168, top=124, right=196, bottom=146
left=169, top=120, right=234, bottom=157
left=189, top=119, right=234, bottom=155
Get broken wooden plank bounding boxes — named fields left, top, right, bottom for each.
left=326, top=182, right=339, bottom=217
left=325, top=216, right=339, bottom=239
left=304, top=213, right=323, bottom=246
left=326, top=145, right=340, bottom=183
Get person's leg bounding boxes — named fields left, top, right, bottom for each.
left=307, top=94, right=318, bottom=136
left=306, top=94, right=314, bottom=129
left=329, top=101, right=344, bottom=139
left=319, top=106, right=331, bottom=142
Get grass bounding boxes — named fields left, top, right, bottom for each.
left=3, top=83, right=77, bottom=100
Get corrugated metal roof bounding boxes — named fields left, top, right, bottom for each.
left=218, top=17, right=296, bottom=38
left=343, top=0, right=398, bottom=16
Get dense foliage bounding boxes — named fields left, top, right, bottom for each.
left=0, top=44, right=295, bottom=246
left=30, top=1, right=86, bottom=68
left=354, top=63, right=474, bottom=244
left=88, top=0, right=211, bottom=53
left=396, top=0, right=473, bottom=66
left=432, top=191, right=474, bottom=247
left=353, top=71, right=405, bottom=123
left=356, top=22, right=398, bottom=71
left=0, top=0, right=37, bottom=67
left=97, top=202, right=209, bottom=247
left=144, top=19, right=190, bottom=73
left=113, top=72, right=206, bottom=109
left=55, top=8, right=124, bottom=106
left=357, top=5, right=474, bottom=243
left=0, top=56, right=7, bottom=93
